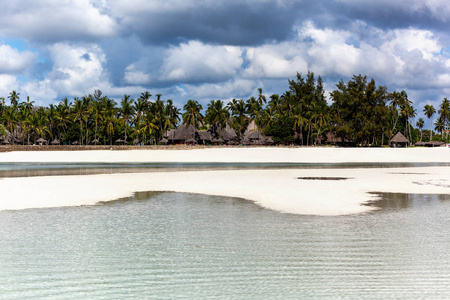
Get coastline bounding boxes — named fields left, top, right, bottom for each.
left=0, top=147, right=449, bottom=215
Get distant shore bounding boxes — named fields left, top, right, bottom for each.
left=0, top=147, right=449, bottom=215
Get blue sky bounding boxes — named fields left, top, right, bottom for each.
left=1, top=0, right=450, bottom=124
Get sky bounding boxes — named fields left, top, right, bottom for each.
left=1, top=0, right=450, bottom=123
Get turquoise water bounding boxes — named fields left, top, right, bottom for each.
left=1, top=191, right=449, bottom=299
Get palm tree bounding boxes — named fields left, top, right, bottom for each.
left=292, top=105, right=306, bottom=145
left=142, top=112, right=159, bottom=144
left=72, top=98, right=87, bottom=144
left=205, top=100, right=230, bottom=138
left=4, top=106, right=17, bottom=144
left=8, top=90, right=20, bottom=107
left=91, top=100, right=103, bottom=142
left=227, top=99, right=248, bottom=141
left=423, top=104, right=436, bottom=141
left=438, top=98, right=450, bottom=141
left=257, top=88, right=267, bottom=106
left=182, top=99, right=203, bottom=130
left=416, top=118, right=424, bottom=142
left=119, top=95, right=135, bottom=142
left=162, top=99, right=180, bottom=140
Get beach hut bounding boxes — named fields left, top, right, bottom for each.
left=36, top=138, right=48, bottom=146
left=159, top=138, right=169, bottom=145
left=242, top=120, right=266, bottom=145
left=173, top=123, right=196, bottom=144
left=1, top=139, right=10, bottom=145
left=389, top=132, right=409, bottom=147
left=185, top=138, right=197, bottom=145
left=265, top=136, right=275, bottom=145
left=197, top=131, right=212, bottom=144
left=212, top=138, right=224, bottom=145
left=50, top=139, right=60, bottom=145
left=115, top=139, right=127, bottom=145
left=91, top=138, right=100, bottom=145
left=72, top=140, right=79, bottom=145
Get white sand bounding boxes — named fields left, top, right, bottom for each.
left=0, top=147, right=449, bottom=215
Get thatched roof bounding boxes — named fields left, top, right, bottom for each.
left=173, top=123, right=196, bottom=141
left=390, top=132, right=409, bottom=143
left=185, top=138, right=197, bottom=144
left=244, top=120, right=258, bottom=136
left=1, top=139, right=10, bottom=145
left=91, top=138, right=100, bottom=144
left=72, top=140, right=79, bottom=145
left=208, top=123, right=237, bottom=141
left=50, top=139, right=60, bottom=145
left=164, top=129, right=176, bottom=140
left=265, top=136, right=275, bottom=144
left=36, top=138, right=48, bottom=144
left=416, top=141, right=446, bottom=147
left=159, top=138, right=169, bottom=144
left=197, top=131, right=212, bottom=141
left=243, top=120, right=266, bottom=144
left=115, top=139, right=127, bottom=144
left=212, top=138, right=224, bottom=143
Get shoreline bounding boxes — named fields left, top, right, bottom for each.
left=0, top=147, right=449, bottom=215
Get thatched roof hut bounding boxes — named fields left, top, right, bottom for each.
left=72, top=140, right=79, bottom=145
left=390, top=132, right=409, bottom=147
left=1, top=139, right=10, bottom=145
left=265, top=136, right=275, bottom=144
left=173, top=123, right=196, bottom=143
left=185, top=138, right=197, bottom=144
left=212, top=138, right=224, bottom=144
left=159, top=138, right=169, bottom=145
left=115, top=139, right=127, bottom=144
left=208, top=123, right=237, bottom=142
left=36, top=138, right=48, bottom=145
left=197, top=131, right=212, bottom=144
left=50, top=139, right=60, bottom=145
left=416, top=141, right=446, bottom=147
left=91, top=138, right=100, bottom=145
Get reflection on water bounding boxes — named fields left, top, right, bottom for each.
left=367, top=192, right=450, bottom=210
left=0, top=192, right=449, bottom=299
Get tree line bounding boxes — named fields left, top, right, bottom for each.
left=0, top=71, right=449, bottom=146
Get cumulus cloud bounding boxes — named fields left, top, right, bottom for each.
left=161, top=41, right=243, bottom=83
left=0, top=0, right=117, bottom=42
left=124, top=64, right=151, bottom=85
left=0, top=44, right=36, bottom=74
left=184, top=78, right=257, bottom=101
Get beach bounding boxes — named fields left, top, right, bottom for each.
left=1, top=147, right=449, bottom=215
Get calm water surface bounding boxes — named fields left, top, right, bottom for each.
left=1, top=190, right=449, bottom=299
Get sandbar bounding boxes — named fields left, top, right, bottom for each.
left=0, top=147, right=449, bottom=215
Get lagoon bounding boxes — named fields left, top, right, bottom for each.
left=1, top=191, right=450, bottom=299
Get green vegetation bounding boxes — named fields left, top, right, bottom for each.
left=0, top=72, right=449, bottom=146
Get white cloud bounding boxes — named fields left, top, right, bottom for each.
left=124, top=64, right=151, bottom=85
left=161, top=41, right=243, bottom=82
left=243, top=43, right=308, bottom=79
left=0, top=75, right=19, bottom=98
left=0, top=45, right=36, bottom=74
left=0, top=0, right=117, bottom=41
left=47, top=43, right=108, bottom=96
left=184, top=79, right=256, bottom=100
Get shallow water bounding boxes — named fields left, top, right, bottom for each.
left=0, top=192, right=449, bottom=299
left=0, top=162, right=449, bottom=178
